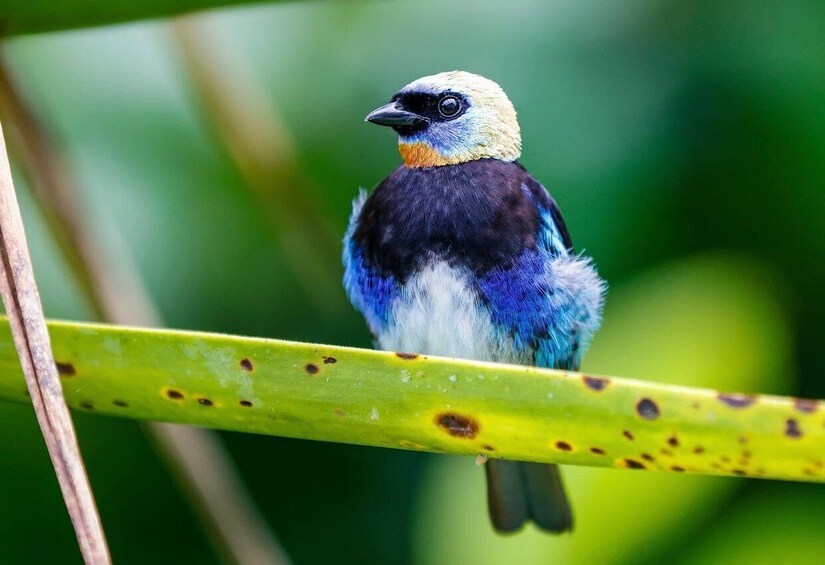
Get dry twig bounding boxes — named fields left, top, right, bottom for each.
left=0, top=121, right=110, bottom=563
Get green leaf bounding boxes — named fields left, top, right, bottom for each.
left=0, top=300, right=820, bottom=486
left=0, top=0, right=272, bottom=36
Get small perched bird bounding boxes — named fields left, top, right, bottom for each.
left=343, top=71, right=605, bottom=533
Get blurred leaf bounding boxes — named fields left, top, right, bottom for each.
left=413, top=254, right=802, bottom=565
left=678, top=483, right=825, bottom=565
left=0, top=0, right=281, bottom=35
left=0, top=308, right=820, bottom=486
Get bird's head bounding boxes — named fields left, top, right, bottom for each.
left=366, top=71, right=521, bottom=168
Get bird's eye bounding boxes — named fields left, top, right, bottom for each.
left=438, top=95, right=461, bottom=117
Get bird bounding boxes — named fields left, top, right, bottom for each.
left=343, top=70, right=606, bottom=534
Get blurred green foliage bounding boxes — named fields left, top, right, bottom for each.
left=0, top=0, right=823, bottom=563
left=1, top=0, right=270, bottom=35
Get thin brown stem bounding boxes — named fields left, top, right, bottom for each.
left=0, top=122, right=110, bottom=563
left=0, top=53, right=289, bottom=565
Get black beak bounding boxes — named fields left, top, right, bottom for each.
left=365, top=102, right=429, bottom=127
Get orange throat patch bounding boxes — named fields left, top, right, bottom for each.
left=398, top=141, right=453, bottom=168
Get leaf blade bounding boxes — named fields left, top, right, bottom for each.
left=0, top=317, right=821, bottom=482
left=1, top=0, right=271, bottom=36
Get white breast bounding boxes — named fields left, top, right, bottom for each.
left=376, top=261, right=529, bottom=364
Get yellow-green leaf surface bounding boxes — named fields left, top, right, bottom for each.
left=0, top=264, right=821, bottom=486
left=0, top=0, right=273, bottom=35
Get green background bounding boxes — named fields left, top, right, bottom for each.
left=0, top=0, right=823, bottom=563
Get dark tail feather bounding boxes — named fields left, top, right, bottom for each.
left=485, top=459, right=529, bottom=532
left=485, top=460, right=573, bottom=534
left=521, top=462, right=573, bottom=533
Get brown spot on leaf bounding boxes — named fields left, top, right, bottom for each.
left=435, top=413, right=479, bottom=439
left=785, top=418, right=802, bottom=439
left=738, top=436, right=749, bottom=445
left=641, top=453, right=655, bottom=462
left=334, top=408, right=346, bottom=417
left=239, top=400, right=253, bottom=407
left=322, top=356, right=337, bottom=364
left=793, top=398, right=818, bottom=413
left=240, top=358, right=253, bottom=371
left=636, top=398, right=660, bottom=420
left=718, top=393, right=756, bottom=408
left=396, top=352, right=419, bottom=360
left=590, top=447, right=606, bottom=455
left=113, top=400, right=128, bottom=408
left=198, top=398, right=213, bottom=406
left=671, top=466, right=685, bottom=472
left=624, top=459, right=646, bottom=469
left=660, top=449, right=673, bottom=457
left=80, top=401, right=94, bottom=410
left=166, top=389, right=184, bottom=400
left=56, top=362, right=76, bottom=376
left=583, top=375, right=609, bottom=392
left=668, top=436, right=680, bottom=448
left=304, top=363, right=320, bottom=375
left=483, top=445, right=496, bottom=452
left=732, top=469, right=747, bottom=476
left=741, top=450, right=752, bottom=459
left=555, top=441, right=573, bottom=451
left=721, top=456, right=731, bottom=463
left=623, top=430, right=635, bottom=441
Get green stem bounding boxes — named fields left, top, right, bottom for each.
left=2, top=318, right=821, bottom=483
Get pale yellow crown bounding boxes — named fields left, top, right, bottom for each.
left=397, top=71, right=521, bottom=167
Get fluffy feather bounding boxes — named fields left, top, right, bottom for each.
left=377, top=261, right=531, bottom=363
left=343, top=164, right=606, bottom=369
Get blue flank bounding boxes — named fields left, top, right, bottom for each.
left=342, top=193, right=399, bottom=335
left=342, top=238, right=398, bottom=334
left=477, top=208, right=595, bottom=370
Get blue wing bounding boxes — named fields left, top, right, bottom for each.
left=476, top=180, right=605, bottom=370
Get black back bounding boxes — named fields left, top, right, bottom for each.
left=353, top=159, right=572, bottom=282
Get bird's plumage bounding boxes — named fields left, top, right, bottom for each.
left=344, top=159, right=603, bottom=369
left=345, top=71, right=606, bottom=533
